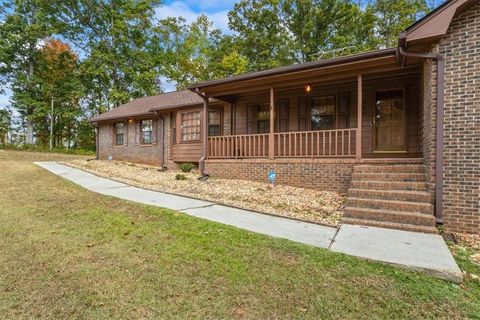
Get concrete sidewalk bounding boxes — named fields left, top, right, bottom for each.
left=34, top=161, right=463, bottom=283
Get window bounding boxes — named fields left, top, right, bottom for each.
left=256, top=103, right=270, bottom=133
left=141, top=119, right=153, bottom=144
left=181, top=111, right=200, bottom=141
left=375, top=90, right=404, bottom=122
left=311, top=95, right=335, bottom=130
left=208, top=110, right=221, bottom=136
left=114, top=122, right=124, bottom=145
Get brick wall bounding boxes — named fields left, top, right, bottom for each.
left=421, top=58, right=437, bottom=195
left=98, top=116, right=165, bottom=166
left=205, top=159, right=355, bottom=193
left=427, top=3, right=480, bottom=234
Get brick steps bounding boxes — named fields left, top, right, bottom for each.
left=343, top=218, right=439, bottom=234
left=352, top=172, right=425, bottom=182
left=344, top=162, right=437, bottom=234
left=351, top=180, right=427, bottom=191
left=354, top=164, right=424, bottom=173
left=348, top=188, right=432, bottom=203
left=344, top=207, right=436, bottom=226
left=346, top=197, right=433, bottom=214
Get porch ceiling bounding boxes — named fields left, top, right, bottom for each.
left=210, top=64, right=421, bottom=100
left=198, top=56, right=421, bottom=97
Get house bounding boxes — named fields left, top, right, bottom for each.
left=90, top=0, right=479, bottom=235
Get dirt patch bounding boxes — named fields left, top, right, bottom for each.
left=63, top=159, right=345, bottom=226
left=454, top=233, right=480, bottom=250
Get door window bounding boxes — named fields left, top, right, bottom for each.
left=375, top=89, right=405, bottom=151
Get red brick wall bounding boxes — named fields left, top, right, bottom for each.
left=98, top=115, right=166, bottom=166
left=421, top=59, right=437, bottom=196
left=205, top=159, right=355, bottom=193
left=426, top=3, right=480, bottom=234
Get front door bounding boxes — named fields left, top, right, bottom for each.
left=374, top=89, right=406, bottom=152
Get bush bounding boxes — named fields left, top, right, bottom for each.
left=179, top=162, right=194, bottom=173
left=175, top=173, right=187, bottom=181
left=0, top=144, right=95, bottom=156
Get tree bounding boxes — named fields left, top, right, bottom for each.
left=0, top=0, right=55, bottom=144
left=280, top=0, right=377, bottom=62
left=228, top=0, right=295, bottom=71
left=369, top=0, right=430, bottom=48
left=227, top=0, right=432, bottom=71
left=0, top=109, right=11, bottom=144
left=52, top=0, right=163, bottom=111
left=155, top=15, right=246, bottom=89
left=34, top=39, right=82, bottom=149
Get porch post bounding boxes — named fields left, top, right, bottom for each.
left=356, top=74, right=362, bottom=160
left=269, top=87, right=275, bottom=159
left=202, top=95, right=209, bottom=159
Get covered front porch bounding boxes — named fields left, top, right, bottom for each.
left=202, top=67, right=422, bottom=161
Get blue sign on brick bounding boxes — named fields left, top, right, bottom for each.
left=268, top=169, right=276, bottom=183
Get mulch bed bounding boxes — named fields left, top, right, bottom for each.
left=63, top=159, right=345, bottom=226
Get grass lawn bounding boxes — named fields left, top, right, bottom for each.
left=0, top=150, right=479, bottom=319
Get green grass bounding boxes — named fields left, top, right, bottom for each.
left=0, top=150, right=479, bottom=319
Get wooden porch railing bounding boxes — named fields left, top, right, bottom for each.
left=207, top=129, right=357, bottom=159
left=275, top=129, right=357, bottom=158
left=208, top=133, right=270, bottom=159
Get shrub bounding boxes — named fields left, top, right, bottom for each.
left=179, top=162, right=194, bottom=173
left=0, top=144, right=95, bottom=156
left=175, top=173, right=187, bottom=181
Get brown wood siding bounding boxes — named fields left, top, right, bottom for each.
left=171, top=106, right=203, bottom=163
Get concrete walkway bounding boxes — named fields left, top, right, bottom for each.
left=34, top=161, right=462, bottom=283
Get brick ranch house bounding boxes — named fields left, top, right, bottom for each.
left=90, top=0, right=479, bottom=235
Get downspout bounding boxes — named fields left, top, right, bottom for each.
left=397, top=34, right=445, bottom=223
left=153, top=110, right=167, bottom=170
left=93, top=123, right=99, bottom=160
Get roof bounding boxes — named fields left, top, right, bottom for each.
left=89, top=90, right=210, bottom=123
left=404, top=0, right=477, bottom=45
left=187, top=48, right=397, bottom=91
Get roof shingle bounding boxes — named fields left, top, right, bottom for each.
left=89, top=90, right=207, bottom=122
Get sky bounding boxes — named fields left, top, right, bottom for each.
left=158, top=0, right=236, bottom=34
left=0, top=0, right=445, bottom=110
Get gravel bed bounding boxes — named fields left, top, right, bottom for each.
left=63, top=159, right=345, bottom=226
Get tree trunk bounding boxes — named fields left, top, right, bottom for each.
left=26, top=121, right=34, bottom=144
left=25, top=55, right=35, bottom=144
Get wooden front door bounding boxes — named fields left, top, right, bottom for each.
left=373, top=89, right=406, bottom=152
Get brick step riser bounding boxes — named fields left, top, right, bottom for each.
left=346, top=198, right=433, bottom=214
left=352, top=173, right=426, bottom=182
left=354, top=165, right=424, bottom=173
left=351, top=181, right=427, bottom=191
left=342, top=218, right=438, bottom=234
left=344, top=208, right=436, bottom=226
left=348, top=189, right=432, bottom=203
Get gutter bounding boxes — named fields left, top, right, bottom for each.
left=93, top=122, right=99, bottom=160
left=153, top=110, right=167, bottom=170
left=397, top=34, right=444, bottom=223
